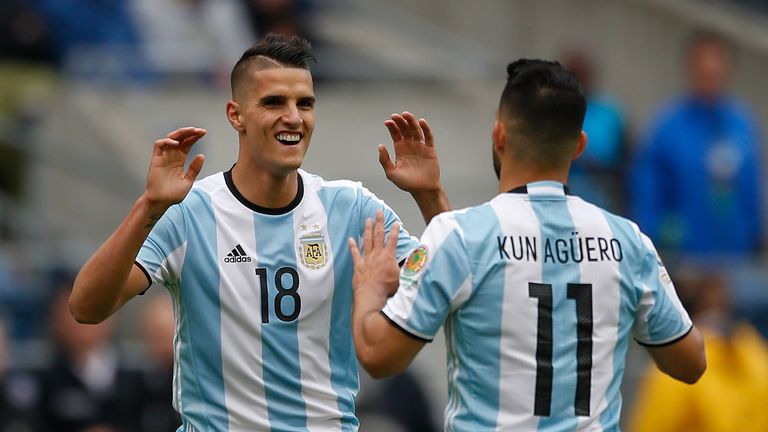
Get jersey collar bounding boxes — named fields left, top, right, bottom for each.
left=507, top=181, right=571, bottom=196
left=224, top=167, right=304, bottom=215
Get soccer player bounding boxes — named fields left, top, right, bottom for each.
left=349, top=59, right=707, bottom=431
left=69, top=34, right=449, bottom=431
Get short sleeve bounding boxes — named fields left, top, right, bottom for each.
left=135, top=203, right=188, bottom=291
left=356, top=185, right=419, bottom=261
left=382, top=213, right=472, bottom=341
left=632, top=233, right=693, bottom=346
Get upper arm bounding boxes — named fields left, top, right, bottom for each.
left=642, top=325, right=706, bottom=384
left=384, top=215, right=472, bottom=344
left=110, top=263, right=154, bottom=312
left=632, top=233, right=705, bottom=382
left=357, top=312, right=427, bottom=378
left=357, top=185, right=419, bottom=260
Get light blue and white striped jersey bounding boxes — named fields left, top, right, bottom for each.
left=383, top=181, right=692, bottom=432
left=136, top=168, right=417, bottom=432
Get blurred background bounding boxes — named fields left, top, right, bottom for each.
left=1, top=0, right=768, bottom=430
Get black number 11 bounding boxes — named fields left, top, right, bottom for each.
left=528, top=282, right=593, bottom=417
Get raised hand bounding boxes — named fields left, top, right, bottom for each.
left=144, top=127, right=207, bottom=207
left=379, top=112, right=441, bottom=193
left=349, top=210, right=401, bottom=298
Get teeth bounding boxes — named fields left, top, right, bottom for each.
left=276, top=133, right=301, bottom=142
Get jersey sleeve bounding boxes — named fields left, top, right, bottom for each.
left=632, top=233, right=693, bottom=346
left=135, top=202, right=188, bottom=291
left=382, top=213, right=473, bottom=342
left=357, top=185, right=419, bottom=261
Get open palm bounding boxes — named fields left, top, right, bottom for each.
left=379, top=112, right=441, bottom=193
left=145, top=127, right=207, bottom=206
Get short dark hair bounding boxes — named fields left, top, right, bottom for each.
left=231, top=33, right=316, bottom=98
left=498, top=59, right=586, bottom=168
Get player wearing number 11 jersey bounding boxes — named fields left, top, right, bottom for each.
left=349, top=59, right=706, bottom=432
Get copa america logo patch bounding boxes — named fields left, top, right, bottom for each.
left=402, top=245, right=428, bottom=277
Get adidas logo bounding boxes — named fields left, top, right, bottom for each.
left=224, top=244, right=252, bottom=263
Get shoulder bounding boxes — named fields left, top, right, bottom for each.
left=300, top=169, right=361, bottom=193
left=176, top=171, right=226, bottom=211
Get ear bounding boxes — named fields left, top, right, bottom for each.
left=492, top=119, right=506, bottom=154
left=573, top=131, right=587, bottom=160
left=226, top=100, right=244, bottom=132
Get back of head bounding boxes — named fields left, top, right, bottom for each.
left=230, top=32, right=316, bottom=100
left=498, top=59, right=586, bottom=169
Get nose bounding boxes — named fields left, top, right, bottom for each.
left=282, top=104, right=302, bottom=127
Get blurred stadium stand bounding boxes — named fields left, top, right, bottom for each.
left=1, top=0, right=768, bottom=430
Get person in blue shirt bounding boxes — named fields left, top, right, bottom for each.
left=631, top=29, right=764, bottom=260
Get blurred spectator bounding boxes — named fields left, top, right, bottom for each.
left=562, top=48, right=628, bottom=214
left=241, top=0, right=315, bottom=40
left=630, top=29, right=764, bottom=261
left=36, top=285, right=143, bottom=432
left=628, top=270, right=768, bottom=431
left=0, top=0, right=53, bottom=63
left=36, top=0, right=148, bottom=82
left=136, top=293, right=180, bottom=432
left=131, top=0, right=255, bottom=84
left=0, top=319, right=40, bottom=432
left=357, top=369, right=440, bottom=432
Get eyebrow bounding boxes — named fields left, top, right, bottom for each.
left=299, top=96, right=316, bottom=105
left=259, top=95, right=286, bottom=105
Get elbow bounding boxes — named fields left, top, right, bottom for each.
left=356, top=348, right=401, bottom=379
left=68, top=297, right=108, bottom=325
left=666, top=352, right=707, bottom=385
left=680, top=354, right=707, bottom=384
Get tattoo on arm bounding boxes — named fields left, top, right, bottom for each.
left=144, top=213, right=163, bottom=229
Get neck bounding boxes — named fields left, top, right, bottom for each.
left=498, top=161, right=570, bottom=193
left=231, top=162, right=299, bottom=208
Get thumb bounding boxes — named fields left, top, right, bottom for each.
left=378, top=144, right=395, bottom=176
left=186, top=154, right=206, bottom=182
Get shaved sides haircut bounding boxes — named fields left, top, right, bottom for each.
left=499, top=59, right=586, bottom=168
left=231, top=33, right=316, bottom=99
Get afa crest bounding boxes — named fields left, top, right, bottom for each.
left=298, top=231, right=328, bottom=269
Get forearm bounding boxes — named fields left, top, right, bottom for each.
left=71, top=195, right=169, bottom=323
left=411, top=186, right=450, bottom=224
left=352, top=287, right=390, bottom=366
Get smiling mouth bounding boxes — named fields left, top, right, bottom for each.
left=276, top=132, right=302, bottom=145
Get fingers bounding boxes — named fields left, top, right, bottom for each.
left=419, top=118, right=434, bottom=147
left=402, top=112, right=425, bottom=142
left=373, top=210, right=386, bottom=248
left=384, top=119, right=403, bottom=143
left=363, top=217, right=373, bottom=256
left=391, top=114, right=411, bottom=139
left=378, top=144, right=395, bottom=176
left=348, top=238, right=361, bottom=267
left=167, top=127, right=206, bottom=141
left=387, top=221, right=400, bottom=254
left=153, top=137, right=180, bottom=156
left=185, top=154, right=206, bottom=181
left=388, top=112, right=427, bottom=142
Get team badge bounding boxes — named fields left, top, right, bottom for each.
left=403, top=245, right=428, bottom=277
left=298, top=231, right=328, bottom=269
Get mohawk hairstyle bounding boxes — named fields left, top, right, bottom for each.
left=231, top=33, right=316, bottom=98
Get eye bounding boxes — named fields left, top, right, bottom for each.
left=260, top=96, right=284, bottom=107
left=298, top=98, right=315, bottom=109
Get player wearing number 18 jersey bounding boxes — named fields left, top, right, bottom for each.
left=137, top=169, right=417, bottom=431
left=349, top=59, right=706, bottom=432
left=69, top=33, right=449, bottom=432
